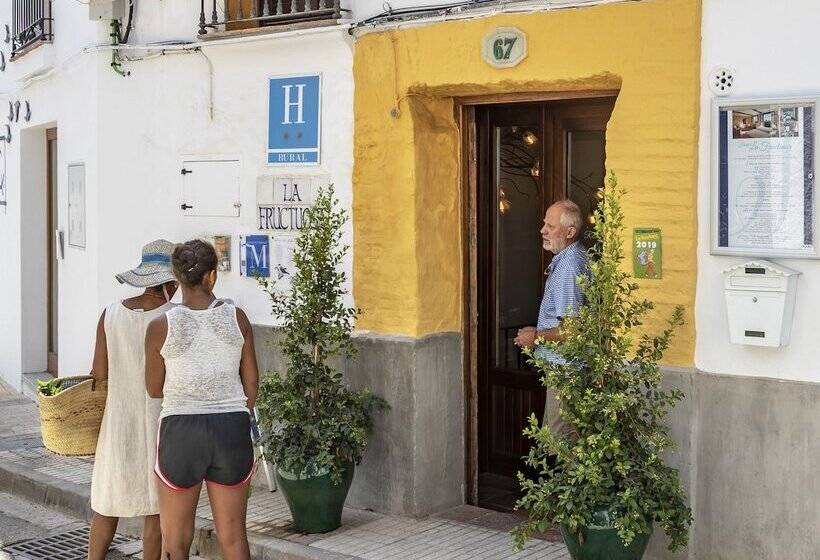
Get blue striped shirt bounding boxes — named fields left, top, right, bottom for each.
left=535, top=242, right=589, bottom=363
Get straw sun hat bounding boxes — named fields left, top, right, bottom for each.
left=115, top=239, right=177, bottom=288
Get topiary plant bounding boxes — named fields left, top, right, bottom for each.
left=513, top=173, right=692, bottom=551
left=256, top=185, right=387, bottom=483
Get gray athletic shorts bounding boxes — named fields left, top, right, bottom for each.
left=154, top=412, right=255, bottom=490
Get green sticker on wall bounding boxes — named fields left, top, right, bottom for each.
left=633, top=228, right=662, bottom=279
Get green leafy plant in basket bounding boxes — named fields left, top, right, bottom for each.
left=37, top=379, right=64, bottom=396
left=512, top=173, right=692, bottom=558
left=255, top=185, right=387, bottom=533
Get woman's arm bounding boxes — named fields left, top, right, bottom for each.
left=235, top=307, right=259, bottom=411
left=90, top=310, right=108, bottom=382
left=144, top=315, right=168, bottom=398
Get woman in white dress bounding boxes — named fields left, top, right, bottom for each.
left=87, top=240, right=178, bottom=560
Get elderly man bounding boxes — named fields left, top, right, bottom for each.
left=514, top=199, right=589, bottom=435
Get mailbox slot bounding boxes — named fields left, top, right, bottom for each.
left=723, top=260, right=800, bottom=347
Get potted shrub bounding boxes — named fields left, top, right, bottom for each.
left=256, top=186, right=387, bottom=534
left=513, top=174, right=692, bottom=559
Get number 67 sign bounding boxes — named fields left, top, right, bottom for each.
left=482, top=27, right=527, bottom=69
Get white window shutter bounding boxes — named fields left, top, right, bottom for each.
left=181, top=160, right=241, bottom=217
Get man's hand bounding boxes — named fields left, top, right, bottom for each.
left=514, top=326, right=537, bottom=348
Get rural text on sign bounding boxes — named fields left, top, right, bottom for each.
left=268, top=74, right=321, bottom=165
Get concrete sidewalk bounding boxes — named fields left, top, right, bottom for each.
left=0, top=380, right=569, bottom=560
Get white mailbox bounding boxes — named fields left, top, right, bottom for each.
left=723, top=260, right=800, bottom=347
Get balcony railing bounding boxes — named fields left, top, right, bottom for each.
left=199, top=0, right=342, bottom=36
left=11, top=0, right=53, bottom=60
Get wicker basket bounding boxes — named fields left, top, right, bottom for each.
left=38, top=376, right=107, bottom=456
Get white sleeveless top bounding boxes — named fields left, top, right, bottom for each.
left=91, top=301, right=172, bottom=517
left=159, top=302, right=248, bottom=419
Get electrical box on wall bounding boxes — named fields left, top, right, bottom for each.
left=723, top=260, right=800, bottom=347
left=89, top=0, right=126, bottom=21
left=180, top=159, right=241, bottom=218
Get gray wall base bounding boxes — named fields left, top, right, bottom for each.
left=645, top=368, right=820, bottom=560
left=253, top=326, right=464, bottom=517
left=253, top=326, right=820, bottom=558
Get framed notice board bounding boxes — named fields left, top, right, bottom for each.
left=711, top=96, right=820, bottom=258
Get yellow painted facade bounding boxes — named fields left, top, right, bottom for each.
left=352, top=0, right=701, bottom=365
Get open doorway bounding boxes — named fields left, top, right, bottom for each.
left=46, top=127, right=58, bottom=374
left=465, top=96, right=614, bottom=510
left=19, top=126, right=57, bottom=381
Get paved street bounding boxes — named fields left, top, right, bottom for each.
left=0, top=492, right=144, bottom=559
left=0, top=492, right=212, bottom=559
left=0, top=381, right=201, bottom=560
left=0, top=380, right=568, bottom=559
left=0, top=492, right=82, bottom=554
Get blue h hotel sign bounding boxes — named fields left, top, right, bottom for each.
left=268, top=74, right=321, bottom=165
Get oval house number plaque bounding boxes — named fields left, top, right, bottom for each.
left=482, top=27, right=527, bottom=68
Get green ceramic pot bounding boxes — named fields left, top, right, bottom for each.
left=560, top=510, right=652, bottom=560
left=275, top=463, right=355, bottom=534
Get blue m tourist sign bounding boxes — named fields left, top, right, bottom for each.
left=267, top=74, right=321, bottom=165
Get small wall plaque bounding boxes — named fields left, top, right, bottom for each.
left=240, top=235, right=270, bottom=278
left=68, top=163, right=86, bottom=249
left=633, top=228, right=662, bottom=279
left=482, top=27, right=527, bottom=69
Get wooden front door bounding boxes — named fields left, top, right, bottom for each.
left=475, top=98, right=613, bottom=510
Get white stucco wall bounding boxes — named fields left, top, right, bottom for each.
left=94, top=30, right=355, bottom=328
left=696, top=0, right=820, bottom=383
left=0, top=0, right=19, bottom=388
left=0, top=2, right=355, bottom=381
left=0, top=52, right=100, bottom=383
left=0, top=0, right=103, bottom=385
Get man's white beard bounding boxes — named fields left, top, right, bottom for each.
left=544, top=239, right=568, bottom=254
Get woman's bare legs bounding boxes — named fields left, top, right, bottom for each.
left=158, top=482, right=202, bottom=560
left=87, top=513, right=118, bottom=560
left=143, top=514, right=162, bottom=560
left=206, top=481, right=250, bottom=560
